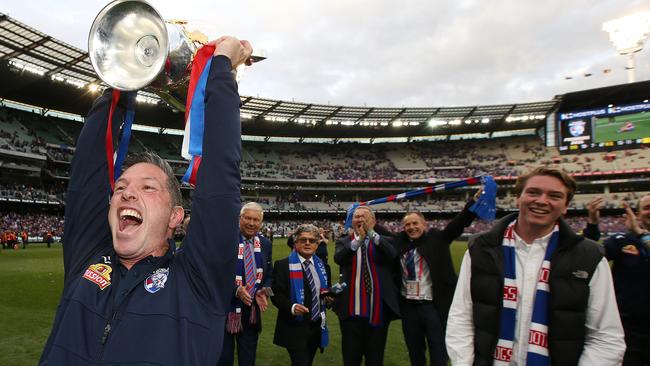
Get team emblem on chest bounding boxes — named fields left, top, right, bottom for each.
left=144, top=268, right=169, bottom=293
left=82, top=263, right=112, bottom=290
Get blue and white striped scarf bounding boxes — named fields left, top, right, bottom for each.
left=494, top=221, right=559, bottom=366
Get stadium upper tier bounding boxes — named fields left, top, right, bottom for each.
left=1, top=105, right=648, bottom=182
left=0, top=12, right=559, bottom=137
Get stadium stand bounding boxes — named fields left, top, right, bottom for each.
left=0, top=12, right=648, bottom=248
left=2, top=104, right=648, bottom=181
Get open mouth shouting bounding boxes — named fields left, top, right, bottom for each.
left=118, top=208, right=143, bottom=233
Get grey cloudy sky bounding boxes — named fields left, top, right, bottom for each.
left=2, top=0, right=650, bottom=108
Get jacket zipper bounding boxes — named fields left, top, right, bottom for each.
left=98, top=311, right=118, bottom=360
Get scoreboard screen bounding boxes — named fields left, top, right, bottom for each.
left=557, top=102, right=650, bottom=153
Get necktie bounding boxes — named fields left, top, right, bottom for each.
left=303, top=260, right=321, bottom=321
left=405, top=248, right=416, bottom=280
left=361, top=241, right=373, bottom=295
left=244, top=240, right=256, bottom=299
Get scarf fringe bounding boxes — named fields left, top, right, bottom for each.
left=249, top=305, right=257, bottom=325
left=226, top=311, right=243, bottom=334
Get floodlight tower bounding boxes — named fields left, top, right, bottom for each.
left=603, top=11, right=650, bottom=83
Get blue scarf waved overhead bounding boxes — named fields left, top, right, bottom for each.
left=288, top=250, right=329, bottom=350
left=494, top=221, right=558, bottom=366
left=344, top=175, right=497, bottom=230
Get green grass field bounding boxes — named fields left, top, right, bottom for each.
left=593, top=112, right=650, bottom=143
left=0, top=239, right=469, bottom=366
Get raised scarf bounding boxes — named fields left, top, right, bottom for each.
left=288, top=250, right=329, bottom=349
left=493, top=221, right=559, bottom=366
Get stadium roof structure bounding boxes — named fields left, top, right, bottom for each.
left=0, top=12, right=560, bottom=139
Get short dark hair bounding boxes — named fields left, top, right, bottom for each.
left=514, top=166, right=576, bottom=204
left=123, top=151, right=182, bottom=207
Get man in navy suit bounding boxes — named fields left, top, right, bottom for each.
left=218, top=202, right=273, bottom=366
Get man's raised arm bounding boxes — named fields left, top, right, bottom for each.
left=182, top=38, right=252, bottom=312
left=63, top=91, right=125, bottom=281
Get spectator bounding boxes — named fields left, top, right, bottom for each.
left=219, top=202, right=273, bottom=366
left=389, top=191, right=479, bottom=366
left=603, top=195, right=650, bottom=365
left=271, top=224, right=333, bottom=366
left=447, top=167, right=625, bottom=365
left=334, top=206, right=399, bottom=366
left=583, top=196, right=604, bottom=241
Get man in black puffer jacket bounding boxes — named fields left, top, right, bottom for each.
left=446, top=167, right=625, bottom=366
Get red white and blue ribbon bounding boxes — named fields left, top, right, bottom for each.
left=113, top=93, right=136, bottom=182
left=105, top=90, right=136, bottom=190
left=344, top=175, right=497, bottom=229
left=181, top=44, right=216, bottom=186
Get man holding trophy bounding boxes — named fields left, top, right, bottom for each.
left=38, top=1, right=254, bottom=363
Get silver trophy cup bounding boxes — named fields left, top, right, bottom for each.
left=88, top=0, right=263, bottom=111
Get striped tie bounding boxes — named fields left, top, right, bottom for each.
left=244, top=240, right=256, bottom=299
left=303, top=260, right=321, bottom=321
left=405, top=248, right=416, bottom=280
left=361, top=243, right=373, bottom=295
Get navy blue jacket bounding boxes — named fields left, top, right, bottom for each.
left=39, top=56, right=241, bottom=365
left=604, top=231, right=650, bottom=332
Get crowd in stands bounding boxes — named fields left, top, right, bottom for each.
left=0, top=208, right=632, bottom=248
left=47, top=146, right=73, bottom=162
left=2, top=104, right=650, bottom=182
left=0, top=183, right=65, bottom=202
left=240, top=138, right=648, bottom=181
left=0, top=211, right=64, bottom=247
left=0, top=127, right=47, bottom=154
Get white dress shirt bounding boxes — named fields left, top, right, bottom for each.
left=446, top=230, right=625, bottom=366
left=400, top=247, right=433, bottom=300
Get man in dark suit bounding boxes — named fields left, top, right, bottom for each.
left=272, top=224, right=333, bottom=366
left=218, top=202, right=273, bottom=366
left=394, top=195, right=478, bottom=366
left=334, top=206, right=399, bottom=366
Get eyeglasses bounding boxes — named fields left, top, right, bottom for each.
left=296, top=238, right=318, bottom=244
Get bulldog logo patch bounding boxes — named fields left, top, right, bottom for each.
left=83, top=263, right=112, bottom=290
left=144, top=268, right=169, bottom=294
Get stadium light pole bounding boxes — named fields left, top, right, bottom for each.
left=603, top=11, right=650, bottom=83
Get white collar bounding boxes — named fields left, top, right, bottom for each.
left=513, top=228, right=554, bottom=249
left=297, top=253, right=313, bottom=265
